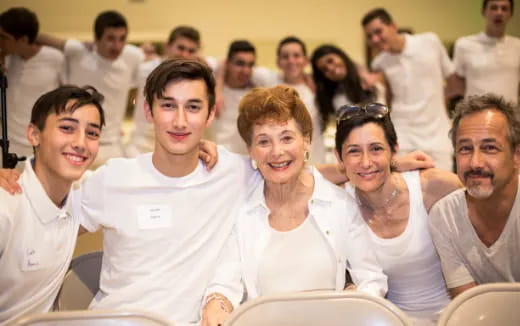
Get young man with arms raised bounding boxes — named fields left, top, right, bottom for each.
left=37, top=10, right=144, bottom=166
left=429, top=94, right=520, bottom=297
left=0, top=7, right=65, bottom=167
left=0, top=85, right=104, bottom=325
left=361, top=8, right=456, bottom=171
left=453, top=0, right=519, bottom=104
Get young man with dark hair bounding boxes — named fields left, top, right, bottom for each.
left=211, top=40, right=257, bottom=155
left=453, top=0, right=519, bottom=104
left=0, top=7, right=65, bottom=167
left=74, top=59, right=254, bottom=324
left=125, top=25, right=218, bottom=157
left=0, top=85, right=104, bottom=324
left=37, top=10, right=144, bottom=167
left=361, top=8, right=456, bottom=171
left=429, top=94, right=520, bottom=298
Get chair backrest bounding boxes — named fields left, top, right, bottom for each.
left=438, top=282, right=520, bottom=326
left=55, top=251, right=103, bottom=310
left=13, top=309, right=174, bottom=326
left=225, top=291, right=413, bottom=326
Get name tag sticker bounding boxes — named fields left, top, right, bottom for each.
left=22, top=247, right=44, bottom=271
left=138, top=205, right=172, bottom=229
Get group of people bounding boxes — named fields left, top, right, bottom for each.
left=0, top=1, right=519, bottom=326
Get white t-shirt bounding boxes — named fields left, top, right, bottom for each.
left=236, top=167, right=388, bottom=300
left=346, top=171, right=450, bottom=322
left=372, top=33, right=454, bottom=160
left=252, top=69, right=327, bottom=164
left=211, top=85, right=250, bottom=155
left=64, top=39, right=144, bottom=164
left=0, top=159, right=78, bottom=325
left=75, top=148, right=256, bottom=324
left=429, top=181, right=520, bottom=289
left=454, top=32, right=520, bottom=105
left=2, top=47, right=65, bottom=162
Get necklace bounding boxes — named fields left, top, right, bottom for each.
left=355, top=176, right=402, bottom=212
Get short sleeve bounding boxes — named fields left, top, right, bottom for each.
left=251, top=67, right=279, bottom=87
left=72, top=166, right=107, bottom=232
left=453, top=38, right=466, bottom=77
left=0, top=194, right=14, bottom=257
left=430, top=33, right=455, bottom=79
left=125, top=45, right=145, bottom=88
left=64, top=39, right=87, bottom=59
left=428, top=201, right=475, bottom=288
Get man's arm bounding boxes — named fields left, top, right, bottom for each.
left=449, top=282, right=478, bottom=298
left=37, top=33, right=67, bottom=51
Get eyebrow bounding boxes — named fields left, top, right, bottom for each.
left=159, top=97, right=203, bottom=103
left=59, top=117, right=101, bottom=130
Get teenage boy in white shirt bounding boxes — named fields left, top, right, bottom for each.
left=453, top=0, right=520, bottom=104
left=37, top=10, right=144, bottom=167
left=0, top=85, right=104, bottom=325
left=0, top=7, right=65, bottom=167
left=361, top=8, right=457, bottom=171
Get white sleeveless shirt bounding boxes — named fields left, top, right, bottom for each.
left=346, top=171, right=450, bottom=321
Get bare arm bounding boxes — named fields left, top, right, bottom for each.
left=445, top=73, right=465, bottom=102
left=37, top=33, right=67, bottom=51
left=420, top=168, right=462, bottom=211
left=449, top=282, right=477, bottom=298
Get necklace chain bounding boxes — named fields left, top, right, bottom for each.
left=356, top=176, right=402, bottom=212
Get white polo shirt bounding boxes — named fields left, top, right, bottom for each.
left=454, top=32, right=520, bottom=105
left=0, top=159, right=78, bottom=325
left=64, top=39, right=144, bottom=164
left=372, top=33, right=454, bottom=162
left=75, top=148, right=257, bottom=324
left=2, top=46, right=65, bottom=164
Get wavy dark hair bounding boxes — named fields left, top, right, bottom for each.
left=311, top=45, right=375, bottom=131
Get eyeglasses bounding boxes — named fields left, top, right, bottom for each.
left=336, top=103, right=389, bottom=125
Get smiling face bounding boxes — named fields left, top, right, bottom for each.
left=95, top=26, right=127, bottom=60
left=28, top=102, right=101, bottom=185
left=455, top=109, right=520, bottom=199
left=145, top=78, right=214, bottom=159
left=277, top=42, right=308, bottom=82
left=166, top=36, right=200, bottom=59
left=483, top=0, right=513, bottom=36
left=363, top=17, right=398, bottom=52
left=249, top=118, right=310, bottom=185
left=337, top=122, right=397, bottom=193
left=315, top=53, right=347, bottom=82
left=226, top=51, right=255, bottom=88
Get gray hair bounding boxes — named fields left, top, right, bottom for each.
left=450, top=94, right=520, bottom=150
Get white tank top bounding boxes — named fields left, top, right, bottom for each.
left=347, top=171, right=450, bottom=317
left=257, top=216, right=336, bottom=296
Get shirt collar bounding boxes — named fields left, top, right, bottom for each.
left=244, top=166, right=334, bottom=213
left=22, top=158, right=72, bottom=224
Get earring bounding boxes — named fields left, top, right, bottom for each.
left=251, top=159, right=258, bottom=170
left=304, top=151, right=310, bottom=163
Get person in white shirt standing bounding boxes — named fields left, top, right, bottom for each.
left=37, top=10, right=144, bottom=167
left=0, top=85, right=104, bottom=325
left=211, top=40, right=257, bottom=155
left=126, top=25, right=216, bottom=157
left=362, top=8, right=456, bottom=171
left=453, top=0, right=520, bottom=105
left=0, top=7, right=65, bottom=169
left=429, top=94, right=520, bottom=298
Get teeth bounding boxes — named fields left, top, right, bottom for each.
left=65, top=154, right=84, bottom=162
left=270, top=162, right=290, bottom=168
left=359, top=171, right=376, bottom=177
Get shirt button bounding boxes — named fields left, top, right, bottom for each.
left=326, top=230, right=330, bottom=235
left=310, top=199, right=314, bottom=204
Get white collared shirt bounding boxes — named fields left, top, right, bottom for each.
left=74, top=148, right=258, bottom=324
left=0, top=159, right=78, bottom=325
left=454, top=32, right=520, bottom=105
left=234, top=167, right=388, bottom=300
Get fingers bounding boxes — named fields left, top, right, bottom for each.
left=0, top=169, right=22, bottom=195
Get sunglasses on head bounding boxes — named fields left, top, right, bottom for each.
left=336, top=103, right=389, bottom=125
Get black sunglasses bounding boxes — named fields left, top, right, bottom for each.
left=336, top=103, right=389, bottom=125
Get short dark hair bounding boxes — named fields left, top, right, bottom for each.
left=482, top=0, right=514, bottom=14
left=451, top=94, right=520, bottom=150
left=94, top=10, right=127, bottom=40
left=227, top=40, right=255, bottom=61
left=168, top=25, right=200, bottom=45
left=361, top=8, right=394, bottom=26
left=0, top=7, right=39, bottom=43
left=31, top=85, right=105, bottom=131
left=277, top=36, right=307, bottom=57
left=335, top=113, right=398, bottom=160
left=144, top=58, right=216, bottom=113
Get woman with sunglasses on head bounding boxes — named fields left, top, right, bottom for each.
left=310, top=45, right=383, bottom=130
left=334, top=103, right=461, bottom=325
